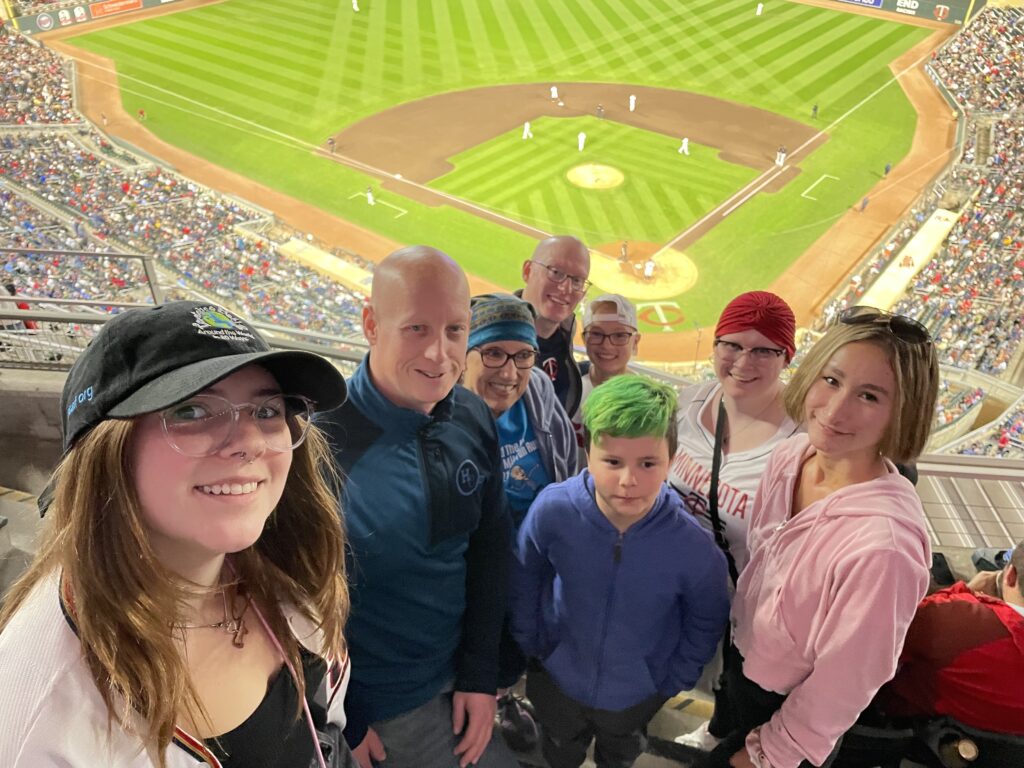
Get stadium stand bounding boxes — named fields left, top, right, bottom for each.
left=956, top=404, right=1024, bottom=459
left=928, top=6, right=1024, bottom=113
left=2, top=16, right=372, bottom=341
left=0, top=25, right=76, bottom=125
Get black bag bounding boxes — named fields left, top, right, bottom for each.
left=310, top=723, right=359, bottom=768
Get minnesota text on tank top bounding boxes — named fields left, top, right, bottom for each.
left=669, top=381, right=799, bottom=573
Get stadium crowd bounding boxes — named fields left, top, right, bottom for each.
left=934, top=383, right=985, bottom=429
left=0, top=26, right=76, bottom=125
left=891, top=116, right=1024, bottom=376
left=0, top=129, right=366, bottom=336
left=928, top=6, right=1024, bottom=113
left=956, top=405, right=1024, bottom=458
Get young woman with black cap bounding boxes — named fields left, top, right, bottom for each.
left=0, top=301, right=353, bottom=767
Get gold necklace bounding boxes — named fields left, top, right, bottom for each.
left=171, top=588, right=252, bottom=648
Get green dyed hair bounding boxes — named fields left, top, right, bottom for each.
left=582, top=375, right=678, bottom=457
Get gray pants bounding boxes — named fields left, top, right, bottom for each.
left=373, top=688, right=518, bottom=768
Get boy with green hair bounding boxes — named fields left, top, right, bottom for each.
left=510, top=375, right=730, bottom=768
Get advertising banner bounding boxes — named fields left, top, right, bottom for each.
left=19, top=0, right=180, bottom=34
left=89, top=0, right=143, bottom=19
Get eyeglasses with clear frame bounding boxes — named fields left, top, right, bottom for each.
left=530, top=261, right=592, bottom=293
left=838, top=306, right=931, bottom=345
left=160, top=393, right=314, bottom=458
left=713, top=339, right=786, bottom=363
left=583, top=330, right=635, bottom=347
left=474, top=347, right=538, bottom=369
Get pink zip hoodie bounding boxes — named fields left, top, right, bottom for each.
left=732, top=434, right=931, bottom=768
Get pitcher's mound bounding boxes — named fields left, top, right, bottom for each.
left=567, top=164, right=624, bottom=190
left=589, top=244, right=699, bottom=300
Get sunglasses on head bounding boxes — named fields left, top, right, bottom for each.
left=839, top=306, right=931, bottom=346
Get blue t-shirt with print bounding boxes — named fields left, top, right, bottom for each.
left=496, top=399, right=550, bottom=527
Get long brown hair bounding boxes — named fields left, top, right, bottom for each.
left=0, top=419, right=348, bottom=767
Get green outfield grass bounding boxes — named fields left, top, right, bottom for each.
left=432, top=117, right=759, bottom=244
left=66, top=0, right=932, bottom=328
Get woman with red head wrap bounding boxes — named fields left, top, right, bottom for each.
left=671, top=291, right=800, bottom=751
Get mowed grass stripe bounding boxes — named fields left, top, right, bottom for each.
left=488, top=1, right=537, bottom=73
left=461, top=1, right=500, bottom=74
left=186, top=3, right=336, bottom=48
left=421, top=3, right=460, bottom=83
left=773, top=33, right=888, bottom=103
left=72, top=33, right=311, bottom=118
left=802, top=24, right=919, bottom=104
left=686, top=13, right=808, bottom=95
left=663, top=19, right=762, bottom=90
left=133, top=21, right=326, bottom=95
left=85, top=24, right=320, bottom=104
left=769, top=17, right=882, bottom=86
left=359, top=3, right=391, bottom=93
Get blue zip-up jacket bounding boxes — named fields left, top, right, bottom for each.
left=319, top=358, right=512, bottom=746
left=510, top=471, right=730, bottom=711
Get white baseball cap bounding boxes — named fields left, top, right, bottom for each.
left=583, top=294, right=637, bottom=330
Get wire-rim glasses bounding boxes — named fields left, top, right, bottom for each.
left=713, top=339, right=785, bottom=363
left=160, top=394, right=314, bottom=457
left=530, top=261, right=592, bottom=293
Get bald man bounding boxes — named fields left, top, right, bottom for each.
left=518, top=236, right=591, bottom=417
left=320, top=247, right=516, bottom=768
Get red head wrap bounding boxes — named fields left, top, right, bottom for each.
left=715, top=291, right=796, bottom=361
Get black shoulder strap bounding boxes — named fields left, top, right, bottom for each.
left=709, top=396, right=740, bottom=586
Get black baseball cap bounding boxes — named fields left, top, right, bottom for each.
left=60, top=301, right=347, bottom=452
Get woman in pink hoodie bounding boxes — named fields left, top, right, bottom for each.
left=699, top=307, right=939, bottom=768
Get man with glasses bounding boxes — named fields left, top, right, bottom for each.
left=870, top=540, right=1024, bottom=736
left=320, top=247, right=517, bottom=768
left=518, top=235, right=592, bottom=418
left=571, top=294, right=640, bottom=468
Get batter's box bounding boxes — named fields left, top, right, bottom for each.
left=801, top=174, right=839, bottom=201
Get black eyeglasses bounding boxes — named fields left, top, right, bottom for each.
left=584, top=330, right=635, bottom=346
left=839, top=306, right=930, bottom=345
left=474, top=347, right=538, bottom=369
left=530, top=261, right=592, bottom=293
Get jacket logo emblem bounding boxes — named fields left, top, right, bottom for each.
left=456, top=459, right=481, bottom=496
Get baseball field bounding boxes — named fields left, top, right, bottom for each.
left=61, top=0, right=938, bottom=333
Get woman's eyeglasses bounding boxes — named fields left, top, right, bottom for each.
left=160, top=394, right=313, bottom=457
left=839, top=306, right=931, bottom=345
left=713, top=339, right=785, bottom=363
left=474, top=347, right=538, bottom=369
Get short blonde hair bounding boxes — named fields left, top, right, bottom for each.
left=784, top=320, right=938, bottom=463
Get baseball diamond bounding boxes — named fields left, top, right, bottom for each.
left=45, top=0, right=955, bottom=360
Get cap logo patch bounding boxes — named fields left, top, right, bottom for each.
left=66, top=385, right=94, bottom=417
left=191, top=306, right=256, bottom=342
